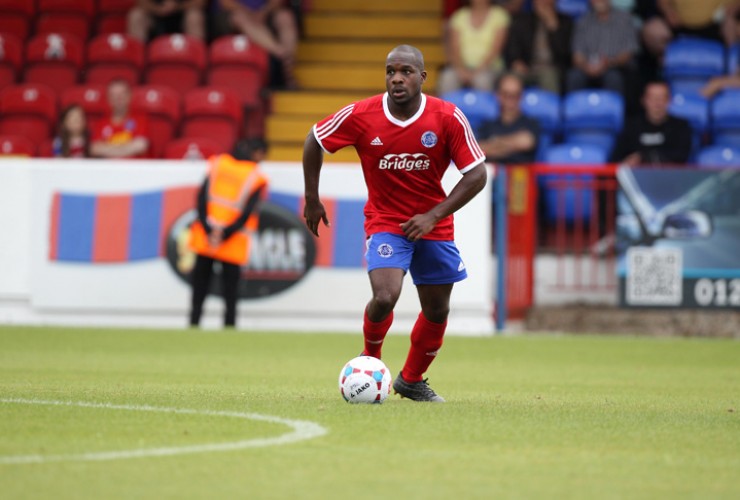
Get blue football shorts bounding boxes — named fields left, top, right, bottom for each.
left=364, top=232, right=468, bottom=285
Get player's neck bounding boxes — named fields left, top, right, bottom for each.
left=387, top=95, right=422, bottom=121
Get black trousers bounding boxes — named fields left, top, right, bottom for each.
left=189, top=254, right=241, bottom=328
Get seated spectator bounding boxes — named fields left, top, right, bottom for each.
left=127, top=0, right=206, bottom=42
left=642, top=0, right=740, bottom=63
left=498, top=0, right=527, bottom=14
left=611, top=80, right=692, bottom=165
left=91, top=80, right=150, bottom=159
left=477, top=72, right=540, bottom=164
left=52, top=105, right=90, bottom=158
left=566, top=0, right=639, bottom=98
left=438, top=0, right=511, bottom=95
left=214, top=0, right=299, bottom=89
left=700, top=71, right=740, bottom=98
left=505, top=0, right=573, bottom=94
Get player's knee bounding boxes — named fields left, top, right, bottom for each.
left=421, top=306, right=449, bottom=324
left=371, top=290, right=399, bottom=314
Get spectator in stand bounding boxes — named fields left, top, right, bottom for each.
left=127, top=0, right=206, bottom=42
left=214, top=0, right=299, bottom=89
left=91, top=80, right=150, bottom=159
left=505, top=0, right=573, bottom=94
left=700, top=71, right=740, bottom=98
left=642, top=0, right=740, bottom=63
left=52, top=105, right=90, bottom=158
left=565, top=0, right=639, bottom=98
left=611, top=80, right=692, bottom=166
left=438, top=0, right=511, bottom=95
left=477, top=72, right=540, bottom=164
left=498, top=0, right=528, bottom=14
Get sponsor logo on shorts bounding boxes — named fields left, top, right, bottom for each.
left=421, top=131, right=438, bottom=148
left=377, top=243, right=394, bottom=258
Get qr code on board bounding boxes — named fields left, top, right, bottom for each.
left=626, top=247, right=683, bottom=305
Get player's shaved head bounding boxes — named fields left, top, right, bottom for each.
left=387, top=45, right=425, bottom=71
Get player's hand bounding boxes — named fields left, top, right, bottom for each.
left=304, top=199, right=330, bottom=237
left=400, top=213, right=436, bottom=241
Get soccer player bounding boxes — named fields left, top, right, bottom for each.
left=302, top=45, right=487, bottom=402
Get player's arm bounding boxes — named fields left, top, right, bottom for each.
left=400, top=163, right=487, bottom=241
left=302, top=132, right=330, bottom=237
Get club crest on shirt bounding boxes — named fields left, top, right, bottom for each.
left=421, top=131, right=437, bottom=148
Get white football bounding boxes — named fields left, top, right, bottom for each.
left=338, top=355, right=392, bottom=404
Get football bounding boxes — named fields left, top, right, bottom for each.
left=338, top=355, right=392, bottom=404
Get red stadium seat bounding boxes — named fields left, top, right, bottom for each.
left=84, top=33, right=144, bottom=86
left=130, top=85, right=181, bottom=158
left=0, top=134, right=36, bottom=156
left=0, top=33, right=23, bottom=89
left=207, top=35, right=269, bottom=108
left=145, top=34, right=207, bottom=96
left=96, top=0, right=135, bottom=36
left=181, top=87, right=242, bottom=153
left=24, top=33, right=84, bottom=94
left=164, top=137, right=224, bottom=160
left=60, top=84, right=109, bottom=123
left=0, top=84, right=57, bottom=145
left=35, top=0, right=95, bottom=41
left=0, top=1, right=36, bottom=41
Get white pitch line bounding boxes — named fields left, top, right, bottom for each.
left=0, top=398, right=328, bottom=465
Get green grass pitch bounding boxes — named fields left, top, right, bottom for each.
left=1, top=326, right=738, bottom=499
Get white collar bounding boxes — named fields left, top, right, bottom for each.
left=383, top=92, right=426, bottom=127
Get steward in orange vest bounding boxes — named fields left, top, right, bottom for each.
left=188, top=154, right=268, bottom=328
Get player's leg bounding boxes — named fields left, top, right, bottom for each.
left=189, top=254, right=215, bottom=327
left=221, top=261, right=241, bottom=328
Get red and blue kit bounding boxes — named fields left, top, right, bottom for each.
left=312, top=93, right=485, bottom=240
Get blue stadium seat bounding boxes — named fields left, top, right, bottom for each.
left=710, top=89, right=740, bottom=147
left=541, top=143, right=608, bottom=223
left=726, top=42, right=740, bottom=76
left=556, top=0, right=589, bottom=17
left=562, top=90, right=623, bottom=155
left=521, top=88, right=561, bottom=161
left=669, top=92, right=709, bottom=159
left=664, top=37, right=726, bottom=95
left=440, top=88, right=498, bottom=136
left=696, top=145, right=740, bottom=168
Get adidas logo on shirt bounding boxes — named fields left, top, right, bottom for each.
left=371, top=137, right=383, bottom=146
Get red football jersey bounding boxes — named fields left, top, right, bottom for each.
left=91, top=114, right=150, bottom=158
left=313, top=93, right=485, bottom=240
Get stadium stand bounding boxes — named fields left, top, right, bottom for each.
left=24, top=33, right=84, bottom=95
left=84, top=33, right=144, bottom=86
left=60, top=84, right=109, bottom=123
left=669, top=92, right=709, bottom=160
left=663, top=37, right=726, bottom=96
left=0, top=134, right=35, bottom=157
left=130, top=84, right=182, bottom=158
left=35, top=0, right=96, bottom=42
left=207, top=35, right=269, bottom=109
left=0, top=33, right=23, bottom=89
left=521, top=88, right=561, bottom=161
left=439, top=88, right=499, bottom=137
left=727, top=42, right=740, bottom=77
left=164, top=137, right=223, bottom=160
left=710, top=89, right=740, bottom=148
left=0, top=0, right=36, bottom=41
left=145, top=34, right=207, bottom=97
left=0, top=84, right=57, bottom=146
left=556, top=0, right=589, bottom=17
left=96, top=0, right=136, bottom=36
left=562, top=89, right=623, bottom=155
left=181, top=86, right=242, bottom=153
left=696, top=145, right=740, bottom=168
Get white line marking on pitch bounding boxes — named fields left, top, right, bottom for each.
left=0, top=398, right=328, bottom=465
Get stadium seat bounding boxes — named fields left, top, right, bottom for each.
left=24, top=33, right=84, bottom=94
left=0, top=33, right=23, bottom=89
left=181, top=87, right=242, bottom=153
left=0, top=0, right=36, bottom=41
left=145, top=34, right=207, bottom=96
left=727, top=42, right=740, bottom=77
left=207, top=35, right=269, bottom=108
left=521, top=88, right=561, bottom=161
left=84, top=33, right=144, bottom=86
left=710, top=89, right=740, bottom=148
left=35, top=0, right=95, bottom=41
left=130, top=85, right=181, bottom=158
left=669, top=92, right=709, bottom=160
left=556, top=0, right=589, bottom=17
left=0, top=84, right=57, bottom=145
left=164, top=137, right=224, bottom=160
left=541, top=143, right=608, bottom=224
left=60, top=84, right=109, bottom=123
left=663, top=37, right=725, bottom=96
left=696, top=145, right=740, bottom=168
left=562, top=90, right=623, bottom=155
left=0, top=134, right=35, bottom=156
left=96, top=0, right=135, bottom=36
left=439, top=88, right=499, bottom=137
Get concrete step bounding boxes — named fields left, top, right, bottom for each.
left=267, top=115, right=322, bottom=143
left=310, top=0, right=442, bottom=15
left=295, top=64, right=438, bottom=93
left=304, top=14, right=442, bottom=40
left=271, top=91, right=368, bottom=116
left=297, top=40, right=445, bottom=66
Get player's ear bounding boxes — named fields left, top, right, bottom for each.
left=420, top=70, right=427, bottom=83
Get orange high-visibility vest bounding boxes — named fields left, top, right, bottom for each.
left=188, top=154, right=268, bottom=265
